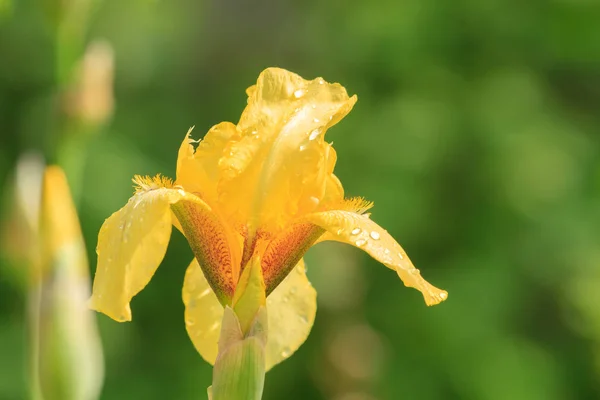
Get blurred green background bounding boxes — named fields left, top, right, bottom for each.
left=2, top=0, right=600, bottom=399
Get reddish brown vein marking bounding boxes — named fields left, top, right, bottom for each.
left=262, top=222, right=325, bottom=295
left=171, top=200, right=234, bottom=304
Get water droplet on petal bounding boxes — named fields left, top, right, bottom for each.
left=384, top=249, right=390, bottom=255
left=294, top=89, right=306, bottom=98
left=370, top=231, right=380, bottom=240
left=355, top=239, right=367, bottom=247
left=398, top=252, right=404, bottom=260
left=178, top=189, right=186, bottom=196
left=351, top=228, right=361, bottom=235
left=290, top=286, right=297, bottom=294
left=318, top=78, right=324, bottom=85
left=309, top=129, right=320, bottom=140
left=311, top=104, right=316, bottom=109
left=282, top=295, right=289, bottom=303
left=281, top=347, right=292, bottom=357
left=185, top=318, right=195, bottom=326
left=313, top=117, right=320, bottom=123
left=299, top=314, right=308, bottom=323
left=439, top=292, right=448, bottom=300
left=336, top=228, right=343, bottom=235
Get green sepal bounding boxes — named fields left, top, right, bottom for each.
left=211, top=306, right=267, bottom=400
left=232, top=256, right=266, bottom=335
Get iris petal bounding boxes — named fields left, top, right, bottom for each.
left=90, top=177, right=203, bottom=321
left=182, top=258, right=316, bottom=370
left=176, top=124, right=239, bottom=207
left=216, top=68, right=357, bottom=232
left=307, top=210, right=448, bottom=306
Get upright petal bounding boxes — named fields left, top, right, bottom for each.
left=306, top=210, right=448, bottom=306
left=217, top=68, right=357, bottom=233
left=182, top=259, right=316, bottom=370
left=90, top=176, right=204, bottom=321
left=176, top=124, right=240, bottom=207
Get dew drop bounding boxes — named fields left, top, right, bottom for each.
left=398, top=252, right=404, bottom=260
left=318, top=78, right=324, bottom=85
left=309, top=129, right=320, bottom=141
left=351, top=228, right=361, bottom=235
left=313, top=117, right=320, bottom=123
left=299, top=144, right=308, bottom=151
left=281, top=347, right=292, bottom=357
left=293, top=89, right=306, bottom=98
left=384, top=249, right=390, bottom=255
left=439, top=292, right=448, bottom=300
left=282, top=295, right=289, bottom=303
left=290, top=286, right=297, bottom=294
left=178, top=189, right=186, bottom=196
left=355, top=239, right=367, bottom=247
left=185, top=318, right=195, bottom=326
left=336, top=228, right=343, bottom=235
left=409, top=268, right=420, bottom=275
left=311, top=104, right=316, bottom=109
left=299, top=314, right=308, bottom=323
left=370, top=231, right=380, bottom=240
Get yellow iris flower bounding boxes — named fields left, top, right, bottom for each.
left=89, top=67, right=447, bottom=370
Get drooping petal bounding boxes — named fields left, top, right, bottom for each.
left=183, top=258, right=316, bottom=370
left=306, top=210, right=448, bottom=306
left=90, top=176, right=204, bottom=321
left=217, top=68, right=357, bottom=233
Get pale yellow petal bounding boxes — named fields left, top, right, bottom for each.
left=90, top=179, right=202, bottom=321
left=306, top=210, right=448, bottom=306
left=264, top=259, right=316, bottom=368
left=182, top=259, right=223, bottom=365
left=183, top=258, right=316, bottom=370
left=217, top=68, right=357, bottom=232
